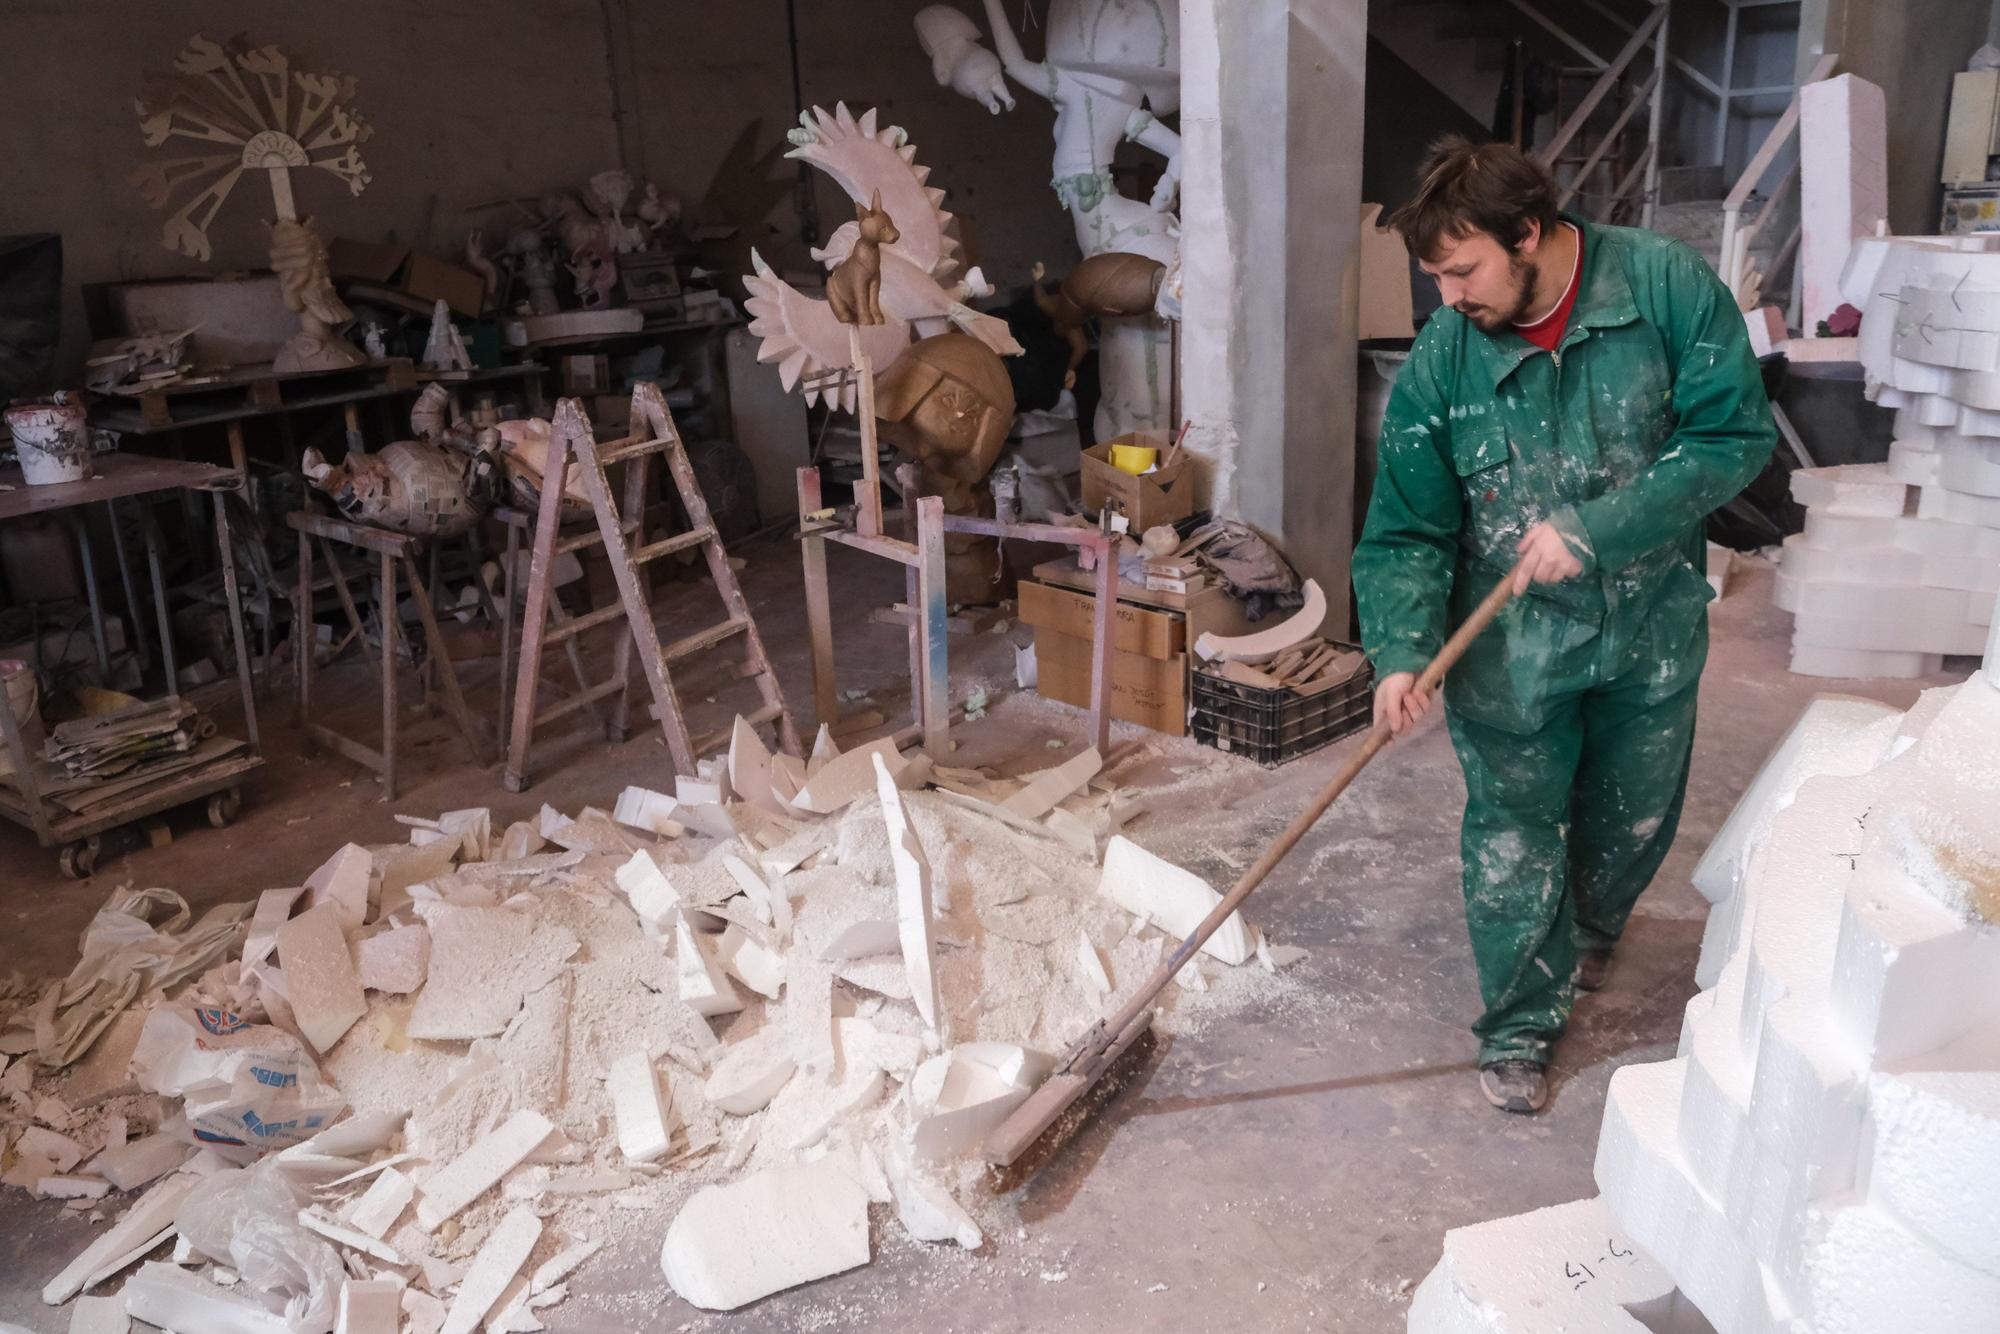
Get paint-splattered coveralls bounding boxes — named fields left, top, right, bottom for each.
left=1353, top=216, right=1773, bottom=1067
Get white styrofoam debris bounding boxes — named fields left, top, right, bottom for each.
left=414, top=1109, right=555, bottom=1230
left=340, top=1166, right=414, bottom=1239
left=405, top=905, right=577, bottom=1040
left=1074, top=931, right=1110, bottom=996
left=44, top=1172, right=196, bottom=1304
left=614, top=849, right=679, bottom=936
left=241, top=886, right=307, bottom=969
left=439, top=1205, right=542, bottom=1334
left=886, top=1158, right=983, bottom=1250
left=529, top=1236, right=601, bottom=1295
left=1799, top=1200, right=2000, bottom=1334
left=401, top=1286, right=447, bottom=1334
left=790, top=737, right=904, bottom=815
left=299, top=1208, right=404, bottom=1264
left=612, top=785, right=683, bottom=838
left=659, top=1159, right=871, bottom=1311
left=353, top=925, right=429, bottom=994
left=1406, top=1195, right=1686, bottom=1334
left=120, top=1261, right=292, bottom=1333
left=1100, top=835, right=1254, bottom=965
left=703, top=1028, right=798, bottom=1115
left=998, top=746, right=1102, bottom=820
left=37, top=1175, right=110, bottom=1200
left=721, top=853, right=775, bottom=925
left=910, top=1043, right=1052, bottom=1163
left=609, top=1051, right=674, bottom=1165
left=713, top=924, right=786, bottom=1000
left=675, top=908, right=744, bottom=1017
left=728, top=716, right=785, bottom=816
left=819, top=918, right=899, bottom=960
left=334, top=1276, right=403, bottom=1334
left=65, top=1294, right=128, bottom=1334
left=876, top=753, right=941, bottom=1033
left=304, top=843, right=373, bottom=930
left=274, top=902, right=367, bottom=1054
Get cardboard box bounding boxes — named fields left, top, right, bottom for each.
left=1081, top=434, right=1194, bottom=530
left=1017, top=580, right=1185, bottom=660
left=563, top=355, right=611, bottom=396
left=402, top=254, right=487, bottom=319
left=1032, top=626, right=1187, bottom=736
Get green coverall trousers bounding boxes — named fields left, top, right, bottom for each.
left=1444, top=641, right=1700, bottom=1069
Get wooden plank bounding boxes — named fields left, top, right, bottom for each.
left=0, top=455, right=237, bottom=522
left=285, top=510, right=416, bottom=557
left=798, top=466, right=839, bottom=731
left=915, top=497, right=950, bottom=758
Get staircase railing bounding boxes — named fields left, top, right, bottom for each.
left=1715, top=52, right=1840, bottom=312
left=1522, top=0, right=1669, bottom=227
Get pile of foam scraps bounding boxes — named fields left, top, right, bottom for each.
left=2, top=718, right=1305, bottom=1327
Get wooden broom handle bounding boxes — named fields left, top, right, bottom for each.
left=1115, top=559, right=1525, bottom=1022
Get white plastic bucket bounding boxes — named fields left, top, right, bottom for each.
left=5, top=397, right=92, bottom=485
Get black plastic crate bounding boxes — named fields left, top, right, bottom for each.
left=1190, top=646, right=1375, bottom=766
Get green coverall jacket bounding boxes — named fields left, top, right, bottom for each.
left=1353, top=215, right=1774, bottom=1066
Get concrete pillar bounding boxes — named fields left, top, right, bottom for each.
left=1180, top=0, right=1367, bottom=629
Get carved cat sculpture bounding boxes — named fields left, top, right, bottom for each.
left=825, top=190, right=900, bottom=326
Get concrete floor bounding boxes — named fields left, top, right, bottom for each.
left=0, top=540, right=1961, bottom=1332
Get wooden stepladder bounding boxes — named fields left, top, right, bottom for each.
left=502, top=382, right=800, bottom=791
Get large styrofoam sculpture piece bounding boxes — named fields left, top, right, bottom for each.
left=741, top=103, right=1018, bottom=412
left=1410, top=659, right=2000, bottom=1334
left=921, top=0, right=1181, bottom=440
left=1771, top=234, right=2000, bottom=678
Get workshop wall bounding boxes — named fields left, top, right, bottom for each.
left=0, top=0, right=1080, bottom=377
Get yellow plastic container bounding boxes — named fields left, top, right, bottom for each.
left=1109, top=443, right=1157, bottom=475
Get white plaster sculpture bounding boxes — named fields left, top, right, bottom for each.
left=919, top=0, right=1182, bottom=438
left=1409, top=675, right=2000, bottom=1334
left=131, top=35, right=373, bottom=372
left=915, top=5, right=1014, bottom=113
left=1773, top=233, right=2000, bottom=677
left=743, top=103, right=1018, bottom=412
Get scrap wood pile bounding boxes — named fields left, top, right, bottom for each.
left=2, top=717, right=1308, bottom=1329
left=1201, top=637, right=1367, bottom=698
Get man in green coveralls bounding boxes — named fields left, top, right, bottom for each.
left=1354, top=137, right=1774, bottom=1113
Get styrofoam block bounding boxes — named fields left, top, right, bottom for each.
left=1921, top=483, right=2000, bottom=529
left=415, top=1109, right=554, bottom=1230
left=1922, top=552, right=2000, bottom=595
left=910, top=1042, right=1053, bottom=1162
left=1789, top=464, right=1906, bottom=517
left=274, top=902, right=366, bottom=1055
left=1790, top=610, right=1988, bottom=657
left=341, top=1165, right=414, bottom=1238
left=1795, top=1200, right=2000, bottom=1334
left=1886, top=439, right=1942, bottom=487
left=305, top=843, right=373, bottom=930
left=1799, top=75, right=1886, bottom=329
left=1690, top=695, right=1901, bottom=909
left=1405, top=1195, right=1684, bottom=1334
left=1775, top=571, right=1973, bottom=625
left=440, top=1205, right=541, bottom=1334
left=335, top=1277, right=403, bottom=1334
left=714, top=924, right=785, bottom=999
left=876, top=753, right=941, bottom=1031
left=93, top=1131, right=191, bottom=1191
left=1100, top=835, right=1253, bottom=965
left=1776, top=534, right=1923, bottom=586
left=1596, top=1061, right=1784, bottom=1334
left=1827, top=855, right=2000, bottom=1065
left=1799, top=510, right=1900, bottom=550
left=609, top=1051, right=673, bottom=1164
left=1788, top=643, right=1944, bottom=680
left=1939, top=439, right=2000, bottom=497
left=612, top=785, right=682, bottom=837
left=121, top=1261, right=292, bottom=1333
left=615, top=850, right=678, bottom=936
left=674, top=909, right=743, bottom=1017
left=1865, top=1071, right=2000, bottom=1277
left=659, top=1159, right=871, bottom=1310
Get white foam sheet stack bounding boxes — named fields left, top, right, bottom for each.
left=1775, top=234, right=2000, bottom=679
left=1412, top=678, right=2000, bottom=1334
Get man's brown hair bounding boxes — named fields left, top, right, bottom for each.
left=1386, top=135, right=1560, bottom=262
